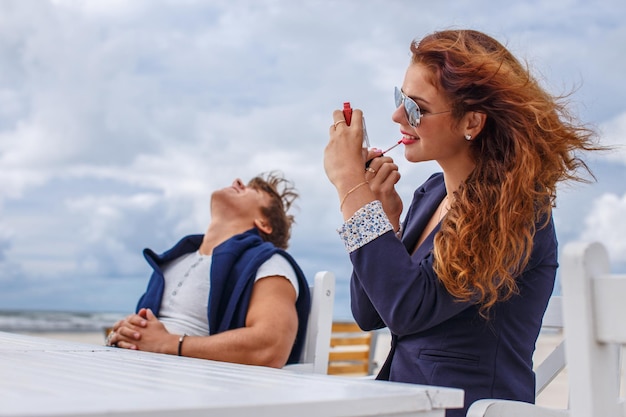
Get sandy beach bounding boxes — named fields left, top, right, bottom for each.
left=21, top=328, right=572, bottom=409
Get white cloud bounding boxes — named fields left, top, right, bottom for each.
left=598, top=111, right=626, bottom=164
left=579, top=192, right=626, bottom=265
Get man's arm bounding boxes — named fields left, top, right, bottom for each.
left=113, top=276, right=299, bottom=368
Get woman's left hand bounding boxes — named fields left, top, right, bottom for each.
left=364, top=150, right=403, bottom=227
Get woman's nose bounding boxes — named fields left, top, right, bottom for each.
left=391, top=105, right=405, bottom=125
left=233, top=178, right=244, bottom=189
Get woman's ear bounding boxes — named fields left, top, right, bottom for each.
left=465, top=111, right=487, bottom=139
left=254, top=218, right=272, bottom=235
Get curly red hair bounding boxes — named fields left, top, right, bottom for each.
left=412, top=30, right=601, bottom=314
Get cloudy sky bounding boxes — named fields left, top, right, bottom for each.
left=1, top=0, right=625, bottom=319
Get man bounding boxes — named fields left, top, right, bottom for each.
left=107, top=171, right=310, bottom=368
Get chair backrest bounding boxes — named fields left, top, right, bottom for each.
left=283, top=270, right=335, bottom=374
left=327, top=321, right=378, bottom=376
left=535, top=295, right=566, bottom=396
left=561, top=241, right=626, bottom=417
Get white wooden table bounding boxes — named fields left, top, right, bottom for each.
left=0, top=331, right=463, bottom=417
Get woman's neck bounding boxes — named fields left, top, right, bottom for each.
left=439, top=156, right=475, bottom=197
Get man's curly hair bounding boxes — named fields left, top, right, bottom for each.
left=247, top=171, right=299, bottom=249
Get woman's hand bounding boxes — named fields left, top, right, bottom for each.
left=324, top=109, right=368, bottom=190
left=364, top=150, right=403, bottom=228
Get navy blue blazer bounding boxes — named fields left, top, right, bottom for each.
left=137, top=228, right=311, bottom=365
left=350, top=173, right=557, bottom=417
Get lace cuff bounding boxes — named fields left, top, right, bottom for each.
left=337, top=200, right=394, bottom=253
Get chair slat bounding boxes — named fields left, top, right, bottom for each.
left=593, top=275, right=626, bottom=344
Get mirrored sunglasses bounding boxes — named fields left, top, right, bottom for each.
left=394, top=87, right=451, bottom=128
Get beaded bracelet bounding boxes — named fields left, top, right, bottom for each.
left=339, top=181, right=369, bottom=211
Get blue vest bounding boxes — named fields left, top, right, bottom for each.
left=137, top=228, right=311, bottom=364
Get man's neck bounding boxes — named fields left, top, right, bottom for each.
left=199, top=223, right=252, bottom=256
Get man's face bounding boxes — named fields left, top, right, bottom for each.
left=211, top=178, right=271, bottom=225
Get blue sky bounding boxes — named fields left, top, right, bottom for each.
left=1, top=0, right=625, bottom=319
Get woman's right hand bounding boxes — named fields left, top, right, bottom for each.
left=364, top=149, right=403, bottom=229
left=324, top=109, right=368, bottom=190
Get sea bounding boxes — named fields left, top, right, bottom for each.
left=0, top=301, right=353, bottom=334
left=0, top=310, right=126, bottom=333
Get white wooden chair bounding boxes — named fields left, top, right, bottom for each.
left=560, top=241, right=625, bottom=417
left=283, top=270, right=335, bottom=374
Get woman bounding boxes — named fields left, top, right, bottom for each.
left=324, top=29, right=599, bottom=416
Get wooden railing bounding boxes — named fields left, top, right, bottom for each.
left=328, top=321, right=377, bottom=376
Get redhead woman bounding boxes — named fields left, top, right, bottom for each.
left=324, top=29, right=600, bottom=417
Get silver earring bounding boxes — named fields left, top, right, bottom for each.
left=465, top=134, right=472, bottom=141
